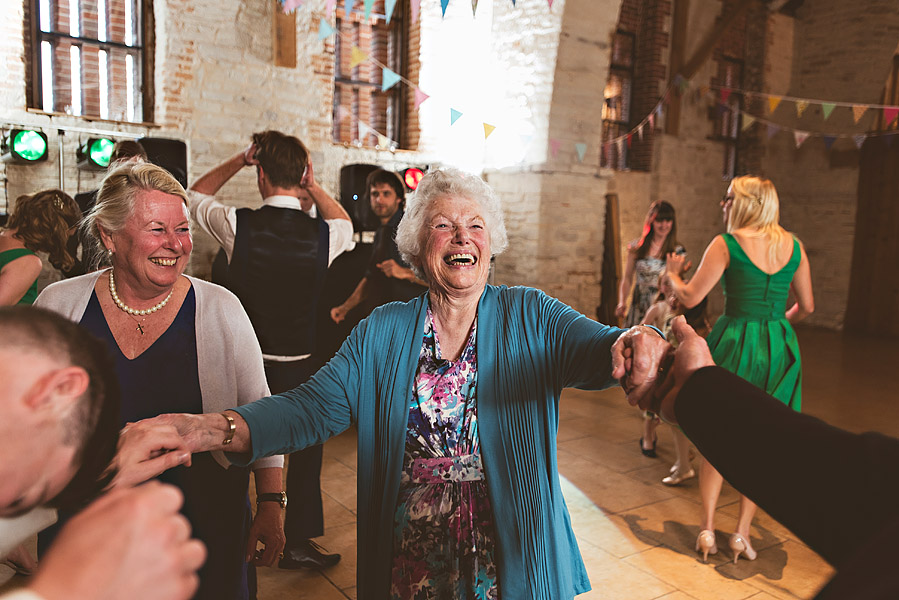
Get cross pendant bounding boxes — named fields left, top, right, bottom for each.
left=136, top=323, right=144, bottom=335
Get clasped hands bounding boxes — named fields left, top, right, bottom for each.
left=611, top=316, right=715, bottom=424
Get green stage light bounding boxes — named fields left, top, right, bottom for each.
left=1, top=129, right=49, bottom=163
left=77, top=137, right=116, bottom=170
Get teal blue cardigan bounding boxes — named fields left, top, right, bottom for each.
left=233, top=285, right=624, bottom=599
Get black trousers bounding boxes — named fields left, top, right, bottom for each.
left=263, top=358, right=325, bottom=545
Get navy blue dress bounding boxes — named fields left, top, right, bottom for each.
left=41, top=286, right=253, bottom=600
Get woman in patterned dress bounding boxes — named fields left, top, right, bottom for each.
left=616, top=201, right=685, bottom=458
left=138, top=168, right=670, bottom=600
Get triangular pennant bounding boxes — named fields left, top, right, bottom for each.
left=318, top=18, right=336, bottom=40
left=282, top=0, right=303, bottom=13
left=655, top=104, right=663, bottom=117
left=358, top=122, right=371, bottom=140
left=450, top=108, right=463, bottom=125
left=637, top=124, right=644, bottom=141
left=377, top=134, right=389, bottom=148
left=483, top=123, right=496, bottom=139
left=326, top=0, right=336, bottom=16
left=350, top=46, right=367, bottom=68
left=547, top=0, right=554, bottom=6
left=821, top=102, right=836, bottom=120
left=853, top=134, right=865, bottom=149
left=720, top=88, right=732, bottom=104
left=575, top=143, right=587, bottom=162
left=472, top=0, right=478, bottom=15
left=766, top=123, right=779, bottom=139
left=411, top=0, right=420, bottom=23
left=549, top=138, right=562, bottom=157
left=626, top=133, right=633, bottom=148
left=363, top=0, right=374, bottom=19
left=741, top=114, right=756, bottom=131
left=852, top=105, right=868, bottom=123
left=414, top=88, right=429, bottom=109
left=511, top=0, right=516, bottom=5
left=823, top=136, right=837, bottom=150
left=883, top=107, right=899, bottom=126
left=441, top=0, right=450, bottom=17
left=384, top=0, right=397, bottom=23
left=381, top=67, right=401, bottom=91
left=344, top=0, right=353, bottom=16
left=793, top=130, right=809, bottom=148
left=768, top=96, right=782, bottom=113
left=795, top=100, right=809, bottom=118
left=648, top=114, right=655, bottom=130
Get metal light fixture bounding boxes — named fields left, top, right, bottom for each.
left=76, top=137, right=116, bottom=170
left=1, top=129, right=49, bottom=163
left=402, top=167, right=425, bottom=191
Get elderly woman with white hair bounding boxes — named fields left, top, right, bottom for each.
left=141, top=168, right=668, bottom=600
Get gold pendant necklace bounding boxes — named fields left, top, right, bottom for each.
left=108, top=270, right=173, bottom=335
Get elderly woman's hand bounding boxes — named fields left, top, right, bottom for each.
left=649, top=316, right=716, bottom=423
left=611, top=325, right=672, bottom=408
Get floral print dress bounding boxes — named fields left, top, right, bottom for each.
left=389, top=307, right=500, bottom=600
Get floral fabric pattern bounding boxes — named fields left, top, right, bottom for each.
left=390, top=307, right=499, bottom=600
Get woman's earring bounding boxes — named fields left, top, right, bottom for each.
left=107, top=247, right=114, bottom=258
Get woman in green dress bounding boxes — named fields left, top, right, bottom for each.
left=665, top=175, right=814, bottom=564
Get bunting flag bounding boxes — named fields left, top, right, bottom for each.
left=766, top=123, right=779, bottom=139
left=363, top=0, right=374, bottom=19
left=626, top=133, right=633, bottom=148
left=441, top=0, right=450, bottom=17
left=511, top=0, right=516, bottom=5
left=450, top=108, right=463, bottom=125
left=637, top=124, right=644, bottom=140
left=414, top=89, right=430, bottom=109
left=548, top=0, right=554, bottom=7
left=318, top=18, right=336, bottom=40
left=549, top=138, right=562, bottom=157
left=282, top=0, right=302, bottom=13
left=853, top=134, right=865, bottom=149
left=472, top=0, right=479, bottom=15
left=821, top=102, right=836, bottom=120
left=350, top=46, right=367, bottom=68
left=795, top=100, right=809, bottom=118
left=768, top=96, right=782, bottom=113
left=575, top=143, right=587, bottom=162
left=381, top=67, right=401, bottom=91
left=377, top=133, right=390, bottom=148
left=720, top=88, right=732, bottom=104
left=483, top=123, right=496, bottom=139
left=852, top=105, right=867, bottom=123
left=884, top=107, right=899, bottom=126
left=358, top=122, right=371, bottom=139
left=384, top=0, right=397, bottom=23
left=741, top=114, right=756, bottom=131
left=648, top=114, right=655, bottom=130
left=823, top=136, right=837, bottom=150
left=344, top=0, right=353, bottom=16
left=793, top=130, right=809, bottom=148
left=326, top=0, right=336, bottom=16
left=411, top=0, right=420, bottom=23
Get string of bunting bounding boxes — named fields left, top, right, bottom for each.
left=280, top=0, right=556, bottom=18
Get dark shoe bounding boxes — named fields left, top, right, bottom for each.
left=278, top=540, right=341, bottom=570
left=639, top=437, right=658, bottom=458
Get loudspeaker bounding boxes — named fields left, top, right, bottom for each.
left=339, top=163, right=380, bottom=233
left=139, top=137, right=188, bottom=187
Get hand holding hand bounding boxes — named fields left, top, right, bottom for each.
left=649, top=316, right=716, bottom=423
left=611, top=325, right=671, bottom=408
left=245, top=504, right=286, bottom=566
left=30, top=482, right=206, bottom=600
left=112, top=422, right=192, bottom=489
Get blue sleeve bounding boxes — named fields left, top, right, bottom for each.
left=229, top=319, right=367, bottom=464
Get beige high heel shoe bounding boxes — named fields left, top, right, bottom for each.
left=729, top=533, right=757, bottom=563
left=695, top=529, right=718, bottom=563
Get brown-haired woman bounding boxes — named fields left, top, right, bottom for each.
left=0, top=190, right=80, bottom=305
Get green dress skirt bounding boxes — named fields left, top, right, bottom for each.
left=706, top=233, right=802, bottom=411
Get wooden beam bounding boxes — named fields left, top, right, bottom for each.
left=273, top=2, right=297, bottom=69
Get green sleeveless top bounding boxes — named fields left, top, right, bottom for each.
left=0, top=248, right=39, bottom=305
left=706, top=233, right=803, bottom=411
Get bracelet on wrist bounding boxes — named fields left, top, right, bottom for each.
left=221, top=412, right=236, bottom=446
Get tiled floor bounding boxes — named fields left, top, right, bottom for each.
left=3, top=326, right=896, bottom=599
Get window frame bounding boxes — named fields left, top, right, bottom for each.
left=601, top=29, right=636, bottom=171
left=27, top=0, right=154, bottom=123
left=331, top=1, right=408, bottom=148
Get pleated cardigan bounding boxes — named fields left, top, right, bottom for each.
left=232, top=284, right=625, bottom=599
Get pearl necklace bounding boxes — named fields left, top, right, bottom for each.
left=109, top=270, right=174, bottom=316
